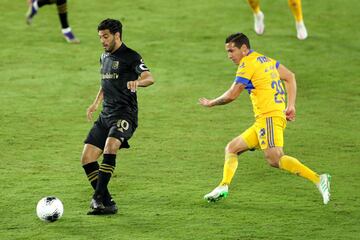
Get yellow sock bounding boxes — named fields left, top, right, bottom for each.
left=247, top=0, right=261, bottom=14
left=279, top=155, right=320, bottom=184
left=288, top=0, right=303, bottom=22
left=220, top=153, right=238, bottom=186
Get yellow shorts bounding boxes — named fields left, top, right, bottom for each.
left=240, top=116, right=287, bottom=150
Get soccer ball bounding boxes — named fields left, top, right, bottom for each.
left=36, top=196, right=64, bottom=222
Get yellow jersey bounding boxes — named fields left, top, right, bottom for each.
left=235, top=50, right=286, bottom=119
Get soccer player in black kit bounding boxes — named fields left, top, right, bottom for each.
left=81, top=19, right=154, bottom=215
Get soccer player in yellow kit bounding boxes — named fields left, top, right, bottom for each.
left=247, top=0, right=308, bottom=40
left=199, top=33, right=331, bottom=204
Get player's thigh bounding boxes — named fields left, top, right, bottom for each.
left=263, top=147, right=284, bottom=167
left=226, top=136, right=249, bottom=154
left=229, top=124, right=259, bottom=153
left=108, top=117, right=137, bottom=150
left=226, top=126, right=258, bottom=154
left=255, top=116, right=286, bottom=150
left=258, top=117, right=286, bottom=166
left=84, top=118, right=109, bottom=151
left=81, top=143, right=103, bottom=165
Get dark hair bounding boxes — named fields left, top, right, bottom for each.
left=225, top=33, right=250, bottom=49
left=98, top=18, right=123, bottom=39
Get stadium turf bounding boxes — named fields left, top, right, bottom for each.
left=0, top=0, right=359, bottom=239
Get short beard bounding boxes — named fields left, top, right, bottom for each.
left=105, top=38, right=116, bottom=53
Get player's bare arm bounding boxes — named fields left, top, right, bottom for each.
left=87, top=86, right=104, bottom=121
left=199, top=82, right=245, bottom=107
left=278, top=64, right=297, bottom=121
left=127, top=71, right=154, bottom=92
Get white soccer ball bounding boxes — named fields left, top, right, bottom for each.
left=36, top=196, right=64, bottom=222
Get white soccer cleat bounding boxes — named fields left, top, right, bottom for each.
left=204, top=185, right=229, bottom=202
left=296, top=21, right=308, bottom=40
left=62, top=27, right=80, bottom=44
left=316, top=174, right=331, bottom=204
left=253, top=11, right=265, bottom=35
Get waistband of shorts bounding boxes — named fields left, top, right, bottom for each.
left=255, top=110, right=285, bottom=120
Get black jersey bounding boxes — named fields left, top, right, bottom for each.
left=99, top=43, right=149, bottom=125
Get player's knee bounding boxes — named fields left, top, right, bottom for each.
left=81, top=153, right=92, bottom=165
left=264, top=151, right=281, bottom=168
left=265, top=156, right=279, bottom=168
left=267, top=159, right=280, bottom=168
left=225, top=144, right=237, bottom=155
left=104, top=137, right=121, bottom=154
left=103, top=147, right=117, bottom=154
left=81, top=144, right=102, bottom=165
left=103, top=143, right=119, bottom=154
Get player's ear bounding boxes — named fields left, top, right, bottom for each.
left=240, top=44, right=247, bottom=53
left=115, top=32, right=121, bottom=40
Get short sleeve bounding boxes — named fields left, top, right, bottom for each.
left=130, top=53, right=150, bottom=75
left=234, top=60, right=255, bottom=84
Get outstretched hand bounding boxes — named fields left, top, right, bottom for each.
left=199, top=98, right=213, bottom=107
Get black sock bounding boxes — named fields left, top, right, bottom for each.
left=56, top=0, right=69, bottom=29
left=94, top=154, right=116, bottom=201
left=83, top=161, right=113, bottom=205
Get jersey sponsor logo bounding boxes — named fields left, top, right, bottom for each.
left=257, top=56, right=270, bottom=63
left=112, top=61, right=119, bottom=70
left=102, top=73, right=119, bottom=80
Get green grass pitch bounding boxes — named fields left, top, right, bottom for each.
left=0, top=0, right=359, bottom=239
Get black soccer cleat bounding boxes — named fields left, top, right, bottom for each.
left=87, top=195, right=118, bottom=215
left=87, top=204, right=118, bottom=215
left=87, top=208, right=104, bottom=215
left=89, top=197, right=105, bottom=210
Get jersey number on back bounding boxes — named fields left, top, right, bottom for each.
left=271, top=80, right=285, bottom=104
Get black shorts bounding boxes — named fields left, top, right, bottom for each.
left=84, top=115, right=137, bottom=150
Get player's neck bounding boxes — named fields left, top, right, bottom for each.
left=111, top=41, right=123, bottom=53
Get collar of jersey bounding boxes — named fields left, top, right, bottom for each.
left=247, top=49, right=254, bottom=56
left=111, top=43, right=126, bottom=55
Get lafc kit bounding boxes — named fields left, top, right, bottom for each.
left=85, top=44, right=150, bottom=149
left=235, top=50, right=287, bottom=149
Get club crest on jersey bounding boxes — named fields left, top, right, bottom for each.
left=238, top=62, right=245, bottom=69
left=259, top=128, right=266, bottom=138
left=112, top=61, right=119, bottom=70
